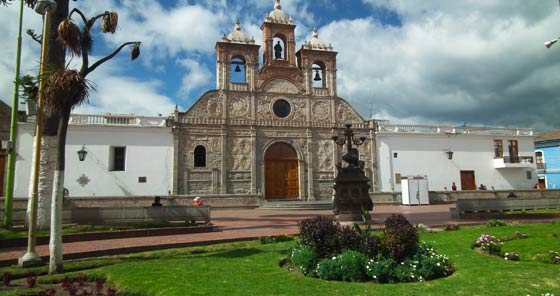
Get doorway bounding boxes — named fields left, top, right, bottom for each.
left=460, top=170, right=476, bottom=190
left=264, top=143, right=299, bottom=199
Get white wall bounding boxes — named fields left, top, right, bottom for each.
left=14, top=123, right=173, bottom=197
left=376, top=133, right=537, bottom=192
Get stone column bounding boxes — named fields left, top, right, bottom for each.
left=306, top=129, right=315, bottom=200
left=220, top=127, right=227, bottom=194
left=172, top=129, right=180, bottom=195
left=250, top=127, right=258, bottom=195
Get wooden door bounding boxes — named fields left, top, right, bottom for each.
left=265, top=143, right=299, bottom=199
left=0, top=152, right=5, bottom=196
left=538, top=177, right=546, bottom=189
left=460, top=170, right=476, bottom=190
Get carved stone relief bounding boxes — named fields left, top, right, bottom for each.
left=229, top=96, right=250, bottom=119
left=336, top=101, right=360, bottom=123
left=291, top=99, right=307, bottom=121
left=207, top=95, right=224, bottom=119
left=312, top=101, right=330, bottom=121
left=256, top=96, right=273, bottom=120
left=229, top=138, right=251, bottom=171
left=314, top=140, right=333, bottom=171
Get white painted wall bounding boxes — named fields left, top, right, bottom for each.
left=376, top=132, right=537, bottom=192
left=14, top=123, right=173, bottom=198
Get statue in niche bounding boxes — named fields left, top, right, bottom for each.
left=274, top=41, right=283, bottom=59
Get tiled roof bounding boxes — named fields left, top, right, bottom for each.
left=535, top=130, right=560, bottom=142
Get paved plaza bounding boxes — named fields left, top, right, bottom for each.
left=0, top=204, right=492, bottom=266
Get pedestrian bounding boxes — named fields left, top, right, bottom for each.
left=451, top=182, right=457, bottom=191
left=193, top=196, right=203, bottom=206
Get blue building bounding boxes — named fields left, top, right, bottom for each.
left=535, top=130, right=560, bottom=189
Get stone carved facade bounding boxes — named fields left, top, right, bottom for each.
left=169, top=1, right=377, bottom=201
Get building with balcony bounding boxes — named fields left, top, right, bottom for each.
left=13, top=114, right=173, bottom=197
left=376, top=123, right=537, bottom=192
left=534, top=130, right=560, bottom=189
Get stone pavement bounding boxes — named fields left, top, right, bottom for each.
left=0, top=204, right=477, bottom=266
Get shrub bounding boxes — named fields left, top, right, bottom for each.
left=359, top=234, right=381, bottom=259
left=381, top=214, right=419, bottom=261
left=298, top=216, right=339, bottom=258
left=366, top=258, right=398, bottom=283
left=473, top=234, right=502, bottom=256
left=413, top=242, right=453, bottom=280
left=533, top=251, right=560, bottom=264
left=445, top=224, right=460, bottom=231
left=486, top=219, right=508, bottom=227
left=289, top=244, right=320, bottom=276
left=503, top=252, right=520, bottom=261
left=336, top=226, right=363, bottom=253
left=26, top=274, right=37, bottom=288
left=316, top=250, right=368, bottom=281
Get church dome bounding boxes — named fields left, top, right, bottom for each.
left=265, top=0, right=294, bottom=25
left=303, top=27, right=333, bottom=51
left=225, top=19, right=254, bottom=44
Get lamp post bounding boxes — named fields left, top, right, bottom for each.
left=3, top=0, right=26, bottom=227
left=331, top=120, right=373, bottom=224
left=19, top=0, right=57, bottom=267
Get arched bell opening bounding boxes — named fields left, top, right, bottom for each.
left=230, top=56, right=246, bottom=83
left=312, top=60, right=326, bottom=88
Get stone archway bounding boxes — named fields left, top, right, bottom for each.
left=264, top=142, right=299, bottom=199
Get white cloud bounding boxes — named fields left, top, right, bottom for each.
left=177, top=58, right=212, bottom=98
left=322, top=1, right=560, bottom=129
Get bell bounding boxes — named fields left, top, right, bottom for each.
left=234, top=64, right=241, bottom=72
left=313, top=70, right=321, bottom=81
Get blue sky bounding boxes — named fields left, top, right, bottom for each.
left=1, top=0, right=560, bottom=131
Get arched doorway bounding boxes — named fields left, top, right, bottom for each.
left=264, top=142, right=299, bottom=199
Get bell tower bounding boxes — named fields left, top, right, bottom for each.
left=296, top=28, right=337, bottom=96
left=259, top=0, right=303, bottom=88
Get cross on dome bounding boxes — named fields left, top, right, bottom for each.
left=275, top=0, right=281, bottom=10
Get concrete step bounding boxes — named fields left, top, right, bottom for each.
left=258, top=200, right=332, bottom=210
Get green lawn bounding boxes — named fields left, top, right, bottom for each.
left=1, top=222, right=559, bottom=296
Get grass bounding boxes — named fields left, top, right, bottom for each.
left=1, top=223, right=559, bottom=296
left=0, top=222, right=196, bottom=240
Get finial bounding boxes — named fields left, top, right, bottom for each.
left=174, top=105, right=178, bottom=112
left=235, top=18, right=241, bottom=31
left=275, top=0, right=281, bottom=10
left=312, top=27, right=318, bottom=38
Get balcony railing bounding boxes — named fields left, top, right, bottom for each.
left=494, top=156, right=535, bottom=169
left=69, top=114, right=167, bottom=127
left=229, top=82, right=248, bottom=91
left=312, top=88, right=329, bottom=96
left=377, top=123, right=533, bottom=136
left=536, top=162, right=545, bottom=170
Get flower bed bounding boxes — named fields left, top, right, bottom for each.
left=285, top=214, right=454, bottom=283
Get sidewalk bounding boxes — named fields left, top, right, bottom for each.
left=0, top=204, right=473, bottom=266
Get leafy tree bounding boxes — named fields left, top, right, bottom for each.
left=43, top=6, right=140, bottom=274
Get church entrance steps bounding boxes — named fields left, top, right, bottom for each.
left=258, top=200, right=332, bottom=210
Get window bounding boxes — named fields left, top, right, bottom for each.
left=395, top=173, right=401, bottom=184
left=508, top=140, right=519, bottom=162
left=526, top=170, right=532, bottom=180
left=493, top=140, right=503, bottom=158
left=536, top=151, right=544, bottom=170
left=194, top=145, right=206, bottom=167
left=110, top=146, right=126, bottom=171
left=273, top=99, right=291, bottom=118
left=393, top=152, right=398, bottom=158
left=138, top=177, right=147, bottom=183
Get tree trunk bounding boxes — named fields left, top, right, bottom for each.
left=28, top=0, right=69, bottom=230
left=25, top=136, right=57, bottom=229
left=48, top=109, right=69, bottom=275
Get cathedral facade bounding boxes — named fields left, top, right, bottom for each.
left=169, top=0, right=377, bottom=201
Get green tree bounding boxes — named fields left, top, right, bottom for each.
left=43, top=6, right=140, bottom=274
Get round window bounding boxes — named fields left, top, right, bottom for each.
left=273, top=99, right=291, bottom=118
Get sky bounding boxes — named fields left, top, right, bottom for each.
left=1, top=0, right=560, bottom=131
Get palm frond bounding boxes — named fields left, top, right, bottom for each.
left=101, top=11, right=118, bottom=33
left=57, top=19, right=82, bottom=56
left=44, top=70, right=92, bottom=113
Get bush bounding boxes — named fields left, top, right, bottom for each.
left=316, top=250, right=368, bottom=281
left=366, top=258, right=398, bottom=283
left=503, top=252, right=520, bottom=261
left=289, top=244, right=320, bottom=276
left=486, top=219, right=508, bottom=227
left=473, top=234, right=502, bottom=256
left=259, top=234, right=294, bottom=244
left=298, top=216, right=339, bottom=258
left=533, top=251, right=560, bottom=264
left=413, top=242, right=453, bottom=280
left=381, top=214, right=419, bottom=261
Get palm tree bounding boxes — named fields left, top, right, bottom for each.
left=44, top=7, right=140, bottom=274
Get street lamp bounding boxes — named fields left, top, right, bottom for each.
left=445, top=150, right=454, bottom=160
left=19, top=0, right=57, bottom=268
left=331, top=121, right=373, bottom=224
left=545, top=38, right=559, bottom=48
left=77, top=145, right=87, bottom=161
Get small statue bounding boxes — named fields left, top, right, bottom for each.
left=274, top=41, right=283, bottom=59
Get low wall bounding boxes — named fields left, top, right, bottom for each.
left=0, top=205, right=211, bottom=225
left=2, top=190, right=560, bottom=209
